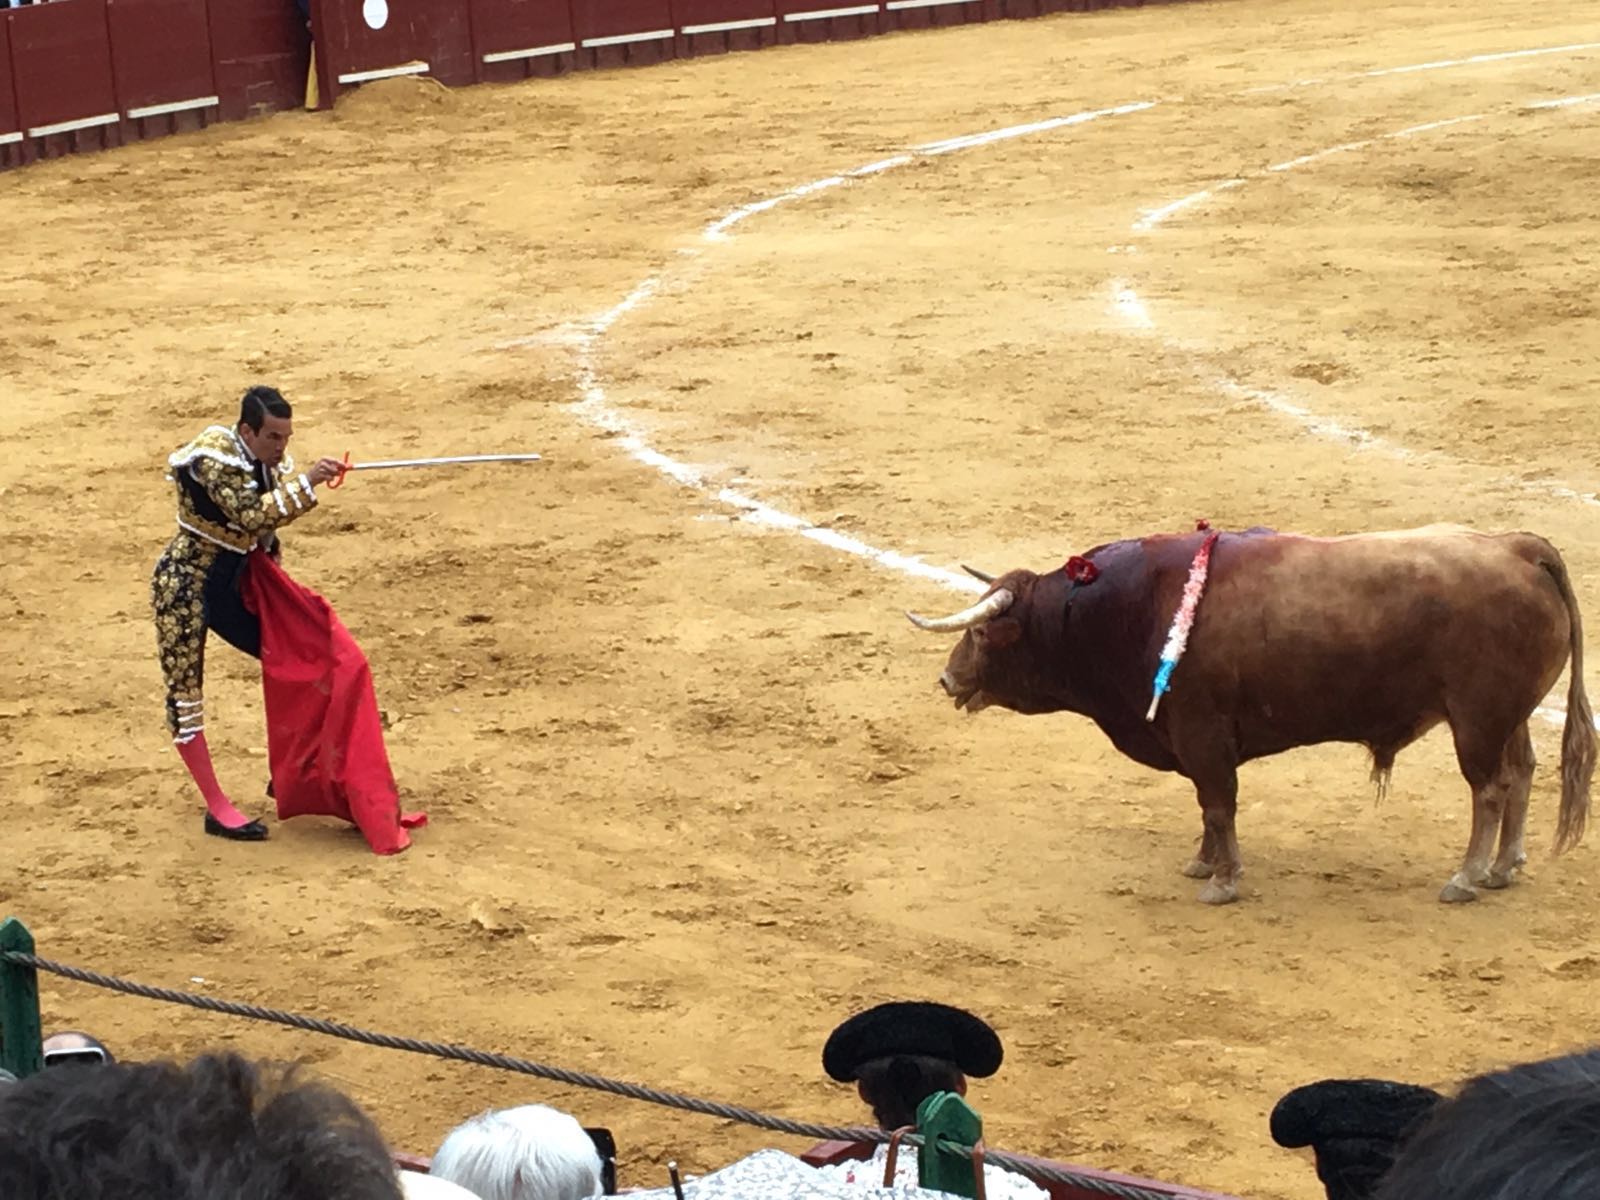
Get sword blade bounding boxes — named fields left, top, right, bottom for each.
left=349, top=453, right=543, bottom=471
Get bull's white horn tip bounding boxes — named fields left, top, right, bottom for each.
left=903, top=588, right=1014, bottom=633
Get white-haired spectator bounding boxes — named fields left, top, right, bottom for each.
left=431, top=1104, right=605, bottom=1200
left=41, top=1030, right=114, bottom=1067
left=399, top=1171, right=484, bottom=1200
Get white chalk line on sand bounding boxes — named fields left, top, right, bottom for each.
left=1117, top=91, right=1600, bottom=508
left=1119, top=109, right=1487, bottom=469
left=1241, top=41, right=1600, bottom=94
left=701, top=101, right=1160, bottom=242
left=1115, top=89, right=1600, bottom=728
left=556, top=99, right=1160, bottom=597
left=496, top=42, right=1599, bottom=717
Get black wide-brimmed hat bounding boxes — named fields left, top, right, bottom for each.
left=1270, top=1078, right=1444, bottom=1200
left=822, top=1001, right=1004, bottom=1083
left=1271, top=1078, right=1443, bottom=1149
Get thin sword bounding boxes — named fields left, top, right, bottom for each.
left=347, top=453, right=543, bottom=471
left=327, top=452, right=543, bottom=487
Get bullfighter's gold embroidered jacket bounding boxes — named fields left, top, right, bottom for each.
left=166, top=424, right=318, bottom=554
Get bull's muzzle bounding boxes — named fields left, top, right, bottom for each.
left=939, top=672, right=988, bottom=712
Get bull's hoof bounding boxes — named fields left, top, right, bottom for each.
left=1483, top=855, right=1525, bottom=890
left=1439, top=880, right=1479, bottom=904
left=1180, top=857, right=1215, bottom=880
left=1197, top=878, right=1239, bottom=905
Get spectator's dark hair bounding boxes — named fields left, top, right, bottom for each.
left=0, top=1051, right=404, bottom=1200
left=1372, top=1049, right=1600, bottom=1200
left=855, top=1054, right=965, bottom=1130
left=240, top=386, right=292, bottom=432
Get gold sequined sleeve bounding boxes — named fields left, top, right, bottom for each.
left=190, top=457, right=318, bottom=534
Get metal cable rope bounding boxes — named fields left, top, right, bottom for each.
left=1, top=949, right=1195, bottom=1200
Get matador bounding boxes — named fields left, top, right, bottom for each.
left=152, top=386, right=345, bottom=841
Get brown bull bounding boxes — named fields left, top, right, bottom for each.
left=907, top=524, right=1595, bottom=904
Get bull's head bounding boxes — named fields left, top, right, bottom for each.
left=906, top=568, right=1043, bottom=714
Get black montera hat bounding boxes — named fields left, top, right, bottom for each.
left=1271, top=1079, right=1444, bottom=1200
left=1270, top=1078, right=1443, bottom=1149
left=822, top=1001, right=1004, bottom=1083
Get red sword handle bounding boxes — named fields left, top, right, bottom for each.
left=327, top=450, right=352, bottom=489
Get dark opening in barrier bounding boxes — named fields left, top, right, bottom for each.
left=206, top=0, right=312, bottom=122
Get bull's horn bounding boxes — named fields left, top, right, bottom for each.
left=961, top=564, right=996, bottom=584
left=906, top=588, right=1014, bottom=632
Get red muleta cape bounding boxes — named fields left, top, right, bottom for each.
left=241, top=551, right=426, bottom=854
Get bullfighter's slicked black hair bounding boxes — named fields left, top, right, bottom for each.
left=240, top=385, right=292, bottom=431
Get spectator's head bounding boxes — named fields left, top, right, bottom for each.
left=1371, top=1049, right=1600, bottom=1200
left=42, top=1030, right=115, bottom=1068
left=823, top=1001, right=1003, bottom=1130
left=0, top=1050, right=405, bottom=1200
left=431, top=1104, right=604, bottom=1200
left=1270, top=1078, right=1443, bottom=1200
left=238, top=385, right=293, bottom=468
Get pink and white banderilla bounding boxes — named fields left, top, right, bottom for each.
left=1146, top=525, right=1221, bottom=722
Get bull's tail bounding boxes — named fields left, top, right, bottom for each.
left=1369, top=748, right=1395, bottom=805
left=1539, top=549, right=1595, bottom=853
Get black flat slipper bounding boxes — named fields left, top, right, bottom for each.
left=204, top=813, right=269, bottom=842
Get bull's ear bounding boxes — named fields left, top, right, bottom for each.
left=975, top=617, right=1021, bottom=648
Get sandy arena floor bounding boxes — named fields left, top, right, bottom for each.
left=2, top=1, right=1598, bottom=1196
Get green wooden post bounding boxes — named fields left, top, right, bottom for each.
left=0, top=917, right=44, bottom=1080
left=916, top=1090, right=983, bottom=1199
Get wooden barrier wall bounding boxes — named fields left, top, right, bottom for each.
left=0, top=0, right=1186, bottom=172
left=0, top=0, right=308, bottom=170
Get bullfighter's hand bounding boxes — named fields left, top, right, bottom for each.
left=309, top=457, right=346, bottom=487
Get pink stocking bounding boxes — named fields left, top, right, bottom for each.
left=175, top=733, right=251, bottom=829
